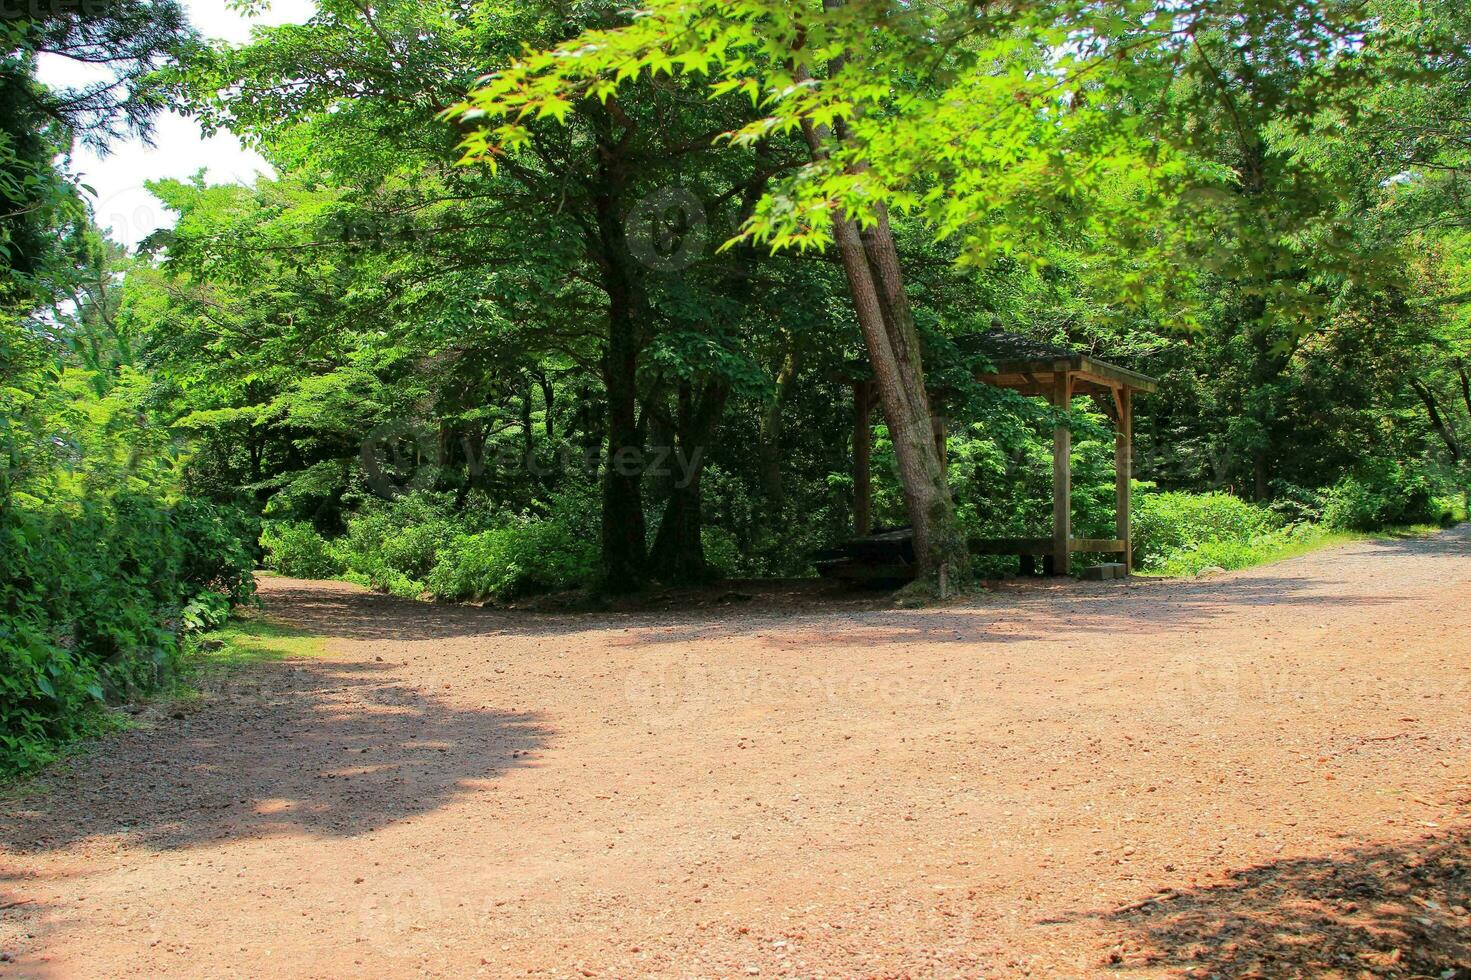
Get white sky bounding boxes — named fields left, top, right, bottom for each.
left=35, top=0, right=317, bottom=248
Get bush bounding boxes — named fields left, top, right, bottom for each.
left=2, top=317, right=258, bottom=777
left=1132, top=490, right=1277, bottom=570
left=174, top=498, right=260, bottom=605
left=1, top=496, right=257, bottom=777
left=333, top=492, right=468, bottom=587
left=1319, top=461, right=1438, bottom=532
left=426, top=495, right=598, bottom=602
left=261, top=521, right=343, bottom=579
left=1432, top=494, right=1468, bottom=527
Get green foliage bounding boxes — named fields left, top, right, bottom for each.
left=1132, top=490, right=1279, bottom=571
left=1, top=311, right=256, bottom=778
left=7, top=0, right=1469, bottom=724
left=1146, top=524, right=1360, bottom=578
left=0, top=494, right=257, bottom=778
left=1128, top=466, right=1463, bottom=576
left=262, top=488, right=599, bottom=603
left=260, top=522, right=343, bottom=580
left=425, top=496, right=599, bottom=602
left=1319, top=461, right=1443, bottom=532
left=328, top=493, right=473, bottom=598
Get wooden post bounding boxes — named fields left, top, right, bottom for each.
left=1115, top=386, right=1133, bottom=574
left=853, top=380, right=872, bottom=536
left=1052, top=370, right=1073, bottom=576
left=931, top=412, right=948, bottom=476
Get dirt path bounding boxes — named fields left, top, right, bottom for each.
left=3, top=529, right=1470, bottom=978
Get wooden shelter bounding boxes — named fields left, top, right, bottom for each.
left=829, top=330, right=1158, bottom=580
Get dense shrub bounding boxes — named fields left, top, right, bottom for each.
left=1319, top=461, right=1439, bottom=532
left=426, top=495, right=598, bottom=602
left=1, top=496, right=257, bottom=776
left=2, top=319, right=257, bottom=777
left=174, top=498, right=259, bottom=605
left=261, top=522, right=343, bottom=579
left=1128, top=465, right=1464, bottom=577
left=1131, top=490, right=1278, bottom=570
left=335, top=493, right=469, bottom=583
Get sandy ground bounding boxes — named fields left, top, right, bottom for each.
left=2, top=528, right=1470, bottom=978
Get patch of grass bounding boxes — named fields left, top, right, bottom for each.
left=1138, top=523, right=1452, bottom=578
left=174, top=615, right=327, bottom=705
left=189, top=614, right=326, bottom=670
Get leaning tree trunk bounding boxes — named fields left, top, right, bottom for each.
left=1410, top=377, right=1462, bottom=463
left=856, top=205, right=970, bottom=576
left=794, top=54, right=969, bottom=583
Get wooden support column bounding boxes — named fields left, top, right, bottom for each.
left=1114, top=386, right=1133, bottom=574
left=853, top=380, right=872, bottom=536
left=1052, top=370, right=1073, bottom=576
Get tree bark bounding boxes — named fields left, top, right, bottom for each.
left=1410, top=377, right=1462, bottom=463
left=521, top=378, right=534, bottom=461
left=537, top=370, right=555, bottom=441
left=592, top=161, right=649, bottom=591
left=649, top=380, right=727, bottom=582
left=793, top=56, right=969, bottom=582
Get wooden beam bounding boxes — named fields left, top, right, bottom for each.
left=969, top=537, right=1053, bottom=556
left=981, top=356, right=1159, bottom=394
left=1052, top=370, right=1073, bottom=576
left=853, top=380, right=873, bottom=536
left=1077, top=356, right=1159, bottom=393
left=1069, top=539, right=1127, bottom=552
left=1115, top=387, right=1133, bottom=574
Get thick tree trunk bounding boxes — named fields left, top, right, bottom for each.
left=600, top=295, right=647, bottom=588
left=794, top=58, right=969, bottom=582
left=821, top=205, right=965, bottom=579
left=649, top=478, right=707, bottom=580
left=855, top=206, right=970, bottom=577
left=592, top=168, right=649, bottom=591
left=649, top=381, right=727, bottom=582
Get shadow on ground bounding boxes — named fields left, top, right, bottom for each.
left=1081, top=821, right=1471, bottom=976
left=0, top=655, right=550, bottom=854
left=255, top=567, right=1434, bottom=649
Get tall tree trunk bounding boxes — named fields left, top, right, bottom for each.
left=592, top=170, right=649, bottom=591
left=649, top=381, right=727, bottom=582
left=794, top=52, right=969, bottom=582
left=520, top=378, right=534, bottom=461
left=600, top=294, right=647, bottom=588
left=537, top=370, right=555, bottom=440
left=1242, top=298, right=1289, bottom=502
